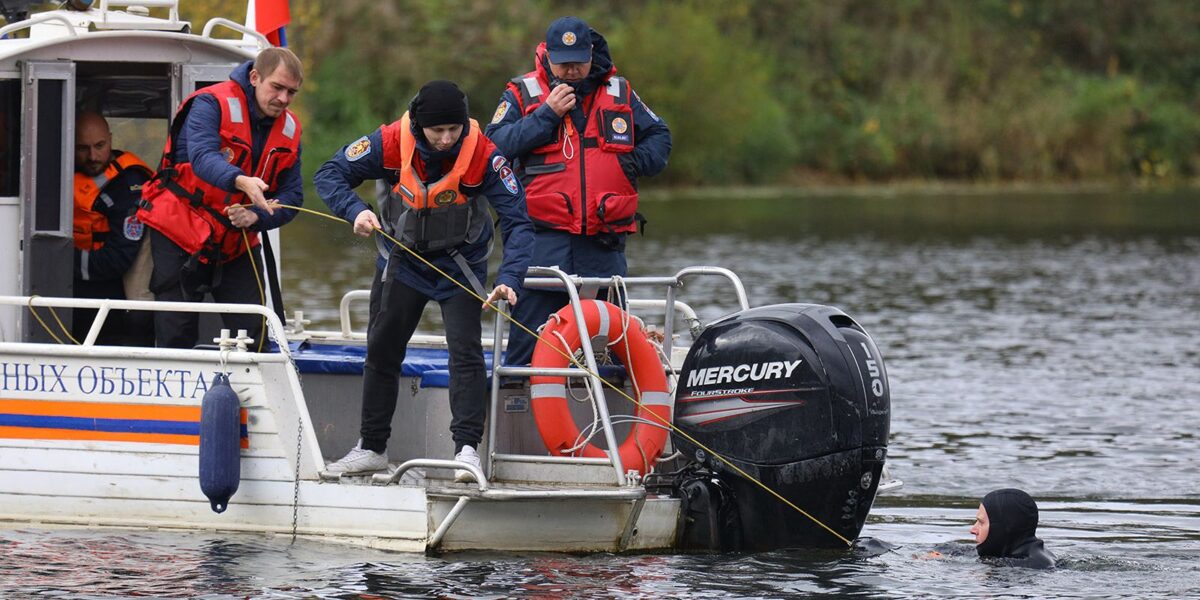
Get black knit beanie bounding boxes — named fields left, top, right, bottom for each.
left=411, top=80, right=469, bottom=128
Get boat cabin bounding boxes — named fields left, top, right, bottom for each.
left=0, top=0, right=267, bottom=343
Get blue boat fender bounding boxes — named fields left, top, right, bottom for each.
left=199, top=373, right=241, bottom=513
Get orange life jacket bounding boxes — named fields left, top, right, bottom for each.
left=73, top=151, right=153, bottom=251
left=506, top=43, right=638, bottom=235
left=136, top=80, right=301, bottom=264
left=378, top=113, right=491, bottom=253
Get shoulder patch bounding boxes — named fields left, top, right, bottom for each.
left=499, top=166, right=519, bottom=195
left=634, top=90, right=661, bottom=122
left=491, top=100, right=511, bottom=125
left=345, top=136, right=371, bottom=161
left=123, top=216, right=145, bottom=241
left=491, top=155, right=508, bottom=172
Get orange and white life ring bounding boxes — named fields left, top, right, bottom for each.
left=530, top=300, right=672, bottom=475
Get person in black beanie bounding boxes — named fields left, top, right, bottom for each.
left=970, top=488, right=1056, bottom=568
left=314, top=80, right=533, bottom=483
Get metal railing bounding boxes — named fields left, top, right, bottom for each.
left=200, top=17, right=270, bottom=48
left=0, top=295, right=291, bottom=354
left=0, top=14, right=80, bottom=38
left=485, top=265, right=751, bottom=487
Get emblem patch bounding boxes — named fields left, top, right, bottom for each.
left=611, top=117, right=628, bottom=134
left=434, top=190, right=458, bottom=206
left=562, top=31, right=577, bottom=46
left=220, top=147, right=235, bottom=163
left=499, top=166, right=519, bottom=194
left=345, top=136, right=371, bottom=161
left=122, top=216, right=144, bottom=241
left=491, top=101, right=510, bottom=125
left=491, top=155, right=508, bottom=172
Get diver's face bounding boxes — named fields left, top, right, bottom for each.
left=970, top=504, right=990, bottom=545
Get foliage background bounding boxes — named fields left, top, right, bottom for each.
left=165, top=0, right=1200, bottom=187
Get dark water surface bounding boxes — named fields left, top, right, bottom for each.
left=3, top=191, right=1198, bottom=598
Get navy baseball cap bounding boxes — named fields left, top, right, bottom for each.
left=545, top=16, right=592, bottom=64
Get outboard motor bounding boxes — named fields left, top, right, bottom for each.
left=671, top=304, right=890, bottom=550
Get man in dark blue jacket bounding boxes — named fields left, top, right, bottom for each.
left=140, top=48, right=304, bottom=349
left=315, top=81, right=533, bottom=482
left=486, top=16, right=671, bottom=369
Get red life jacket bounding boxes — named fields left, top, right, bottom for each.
left=378, top=113, right=493, bottom=253
left=73, top=150, right=153, bottom=251
left=506, top=43, right=638, bottom=236
left=136, top=80, right=301, bottom=264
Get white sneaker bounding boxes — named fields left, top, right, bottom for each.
left=325, top=440, right=388, bottom=474
left=454, top=445, right=482, bottom=483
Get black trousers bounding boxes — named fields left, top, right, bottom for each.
left=149, top=228, right=268, bottom=350
left=359, top=267, right=486, bottom=454
left=72, top=278, right=156, bottom=346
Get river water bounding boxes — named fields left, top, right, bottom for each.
left=3, top=191, right=1198, bottom=598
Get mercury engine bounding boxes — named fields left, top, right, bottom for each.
left=667, top=304, right=890, bottom=551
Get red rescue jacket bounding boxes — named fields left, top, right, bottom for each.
left=506, top=44, right=638, bottom=235
left=74, top=151, right=153, bottom=251
left=136, top=80, right=300, bottom=263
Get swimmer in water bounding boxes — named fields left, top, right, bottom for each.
left=924, top=488, right=1056, bottom=569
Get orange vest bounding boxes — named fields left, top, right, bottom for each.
left=378, top=113, right=490, bottom=253
left=73, top=151, right=153, bottom=251
left=136, top=80, right=301, bottom=264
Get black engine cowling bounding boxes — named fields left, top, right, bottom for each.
left=671, top=303, right=890, bottom=550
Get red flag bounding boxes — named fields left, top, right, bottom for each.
left=254, top=0, right=290, bottom=37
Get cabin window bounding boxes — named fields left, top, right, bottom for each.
left=33, top=77, right=65, bottom=231
left=75, top=62, right=172, bottom=168
left=0, top=80, right=19, bottom=197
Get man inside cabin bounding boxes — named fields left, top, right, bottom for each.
left=314, top=80, right=533, bottom=482
left=136, top=47, right=304, bottom=350
left=71, top=111, right=155, bottom=345
left=485, top=16, right=672, bottom=370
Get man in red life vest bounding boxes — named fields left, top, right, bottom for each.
left=136, top=47, right=304, bottom=349
left=486, top=16, right=672, bottom=369
left=315, top=81, right=533, bottom=482
left=72, top=111, right=155, bottom=345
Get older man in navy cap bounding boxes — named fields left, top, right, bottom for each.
left=487, top=16, right=672, bottom=369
